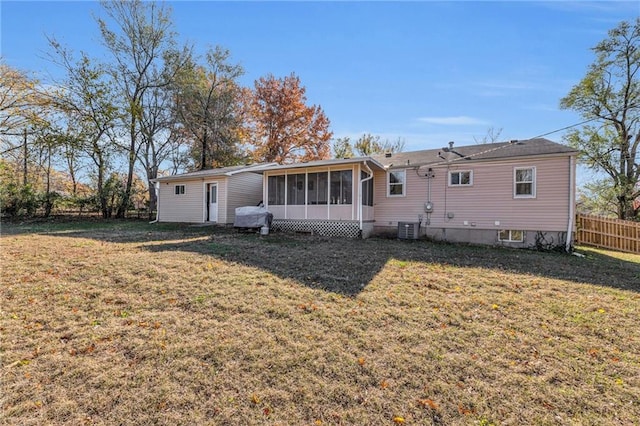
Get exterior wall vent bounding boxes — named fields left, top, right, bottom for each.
left=398, top=222, right=420, bottom=240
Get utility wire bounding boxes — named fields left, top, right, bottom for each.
left=529, top=116, right=601, bottom=139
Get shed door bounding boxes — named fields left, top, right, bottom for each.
left=208, top=183, right=218, bottom=222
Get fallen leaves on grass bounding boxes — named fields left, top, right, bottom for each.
left=418, top=398, right=439, bottom=410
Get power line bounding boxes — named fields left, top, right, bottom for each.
left=529, top=116, right=601, bottom=140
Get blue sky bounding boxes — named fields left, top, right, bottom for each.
left=1, top=1, right=639, bottom=154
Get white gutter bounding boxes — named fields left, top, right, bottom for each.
left=566, top=155, right=576, bottom=252
left=359, top=161, right=374, bottom=234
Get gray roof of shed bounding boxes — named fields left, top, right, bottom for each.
left=153, top=163, right=275, bottom=182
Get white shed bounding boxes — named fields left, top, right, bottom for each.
left=153, top=164, right=274, bottom=224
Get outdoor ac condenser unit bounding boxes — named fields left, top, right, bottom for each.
left=397, top=222, right=420, bottom=240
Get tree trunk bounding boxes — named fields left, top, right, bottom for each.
left=23, top=128, right=28, bottom=186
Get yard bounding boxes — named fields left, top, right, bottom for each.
left=1, top=219, right=639, bottom=425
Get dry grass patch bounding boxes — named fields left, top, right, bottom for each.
left=1, top=220, right=639, bottom=425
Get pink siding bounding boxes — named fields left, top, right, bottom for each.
left=373, top=155, right=574, bottom=232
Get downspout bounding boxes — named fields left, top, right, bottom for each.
left=149, top=181, right=159, bottom=224
left=565, top=155, right=576, bottom=252
left=359, top=161, right=374, bottom=234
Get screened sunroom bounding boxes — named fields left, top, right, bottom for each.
left=259, top=158, right=384, bottom=237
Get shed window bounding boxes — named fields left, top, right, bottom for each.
left=514, top=167, right=536, bottom=198
left=175, top=185, right=185, bottom=195
left=388, top=170, right=405, bottom=196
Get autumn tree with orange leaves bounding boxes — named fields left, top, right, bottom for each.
left=245, top=73, right=332, bottom=164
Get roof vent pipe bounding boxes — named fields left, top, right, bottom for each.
left=448, top=141, right=454, bottom=150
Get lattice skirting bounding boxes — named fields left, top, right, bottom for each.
left=271, top=219, right=364, bottom=238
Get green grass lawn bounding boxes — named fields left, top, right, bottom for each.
left=1, top=219, right=639, bottom=425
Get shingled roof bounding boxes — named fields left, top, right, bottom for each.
left=152, top=163, right=276, bottom=182
left=371, top=138, right=577, bottom=169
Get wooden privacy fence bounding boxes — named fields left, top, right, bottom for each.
left=576, top=214, right=640, bottom=253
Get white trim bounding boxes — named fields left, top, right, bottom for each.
left=513, top=166, right=536, bottom=198
left=448, top=170, right=473, bottom=187
left=387, top=169, right=406, bottom=197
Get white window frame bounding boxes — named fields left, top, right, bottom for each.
left=175, top=184, right=185, bottom=195
left=448, top=170, right=473, bottom=186
left=514, top=166, right=536, bottom=198
left=387, top=169, right=406, bottom=197
left=498, top=230, right=524, bottom=242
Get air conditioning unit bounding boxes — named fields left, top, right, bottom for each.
left=398, top=222, right=420, bottom=240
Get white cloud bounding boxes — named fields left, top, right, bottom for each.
left=417, top=116, right=490, bottom=126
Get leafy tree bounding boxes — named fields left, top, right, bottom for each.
left=333, top=136, right=354, bottom=159
left=245, top=73, right=332, bottom=164
left=560, top=18, right=640, bottom=220
left=0, top=62, right=43, bottom=137
left=174, top=46, right=245, bottom=170
left=47, top=41, right=120, bottom=218
left=353, top=133, right=405, bottom=156
left=576, top=179, right=620, bottom=217
left=98, top=0, right=190, bottom=217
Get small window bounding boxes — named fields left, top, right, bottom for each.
left=449, top=170, right=472, bottom=186
left=498, top=230, right=524, bottom=242
left=514, top=167, right=535, bottom=198
left=387, top=170, right=405, bottom=196
left=175, top=185, right=185, bottom=195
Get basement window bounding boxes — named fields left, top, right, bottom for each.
left=498, top=230, right=524, bottom=242
left=174, top=185, right=185, bottom=195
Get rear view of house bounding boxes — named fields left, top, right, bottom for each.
left=259, top=138, right=577, bottom=249
left=153, top=139, right=577, bottom=250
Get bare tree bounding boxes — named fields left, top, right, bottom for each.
left=473, top=127, right=503, bottom=144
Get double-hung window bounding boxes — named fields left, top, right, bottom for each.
left=387, top=170, right=405, bottom=196
left=514, top=167, right=536, bottom=198
left=449, top=170, right=472, bottom=186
